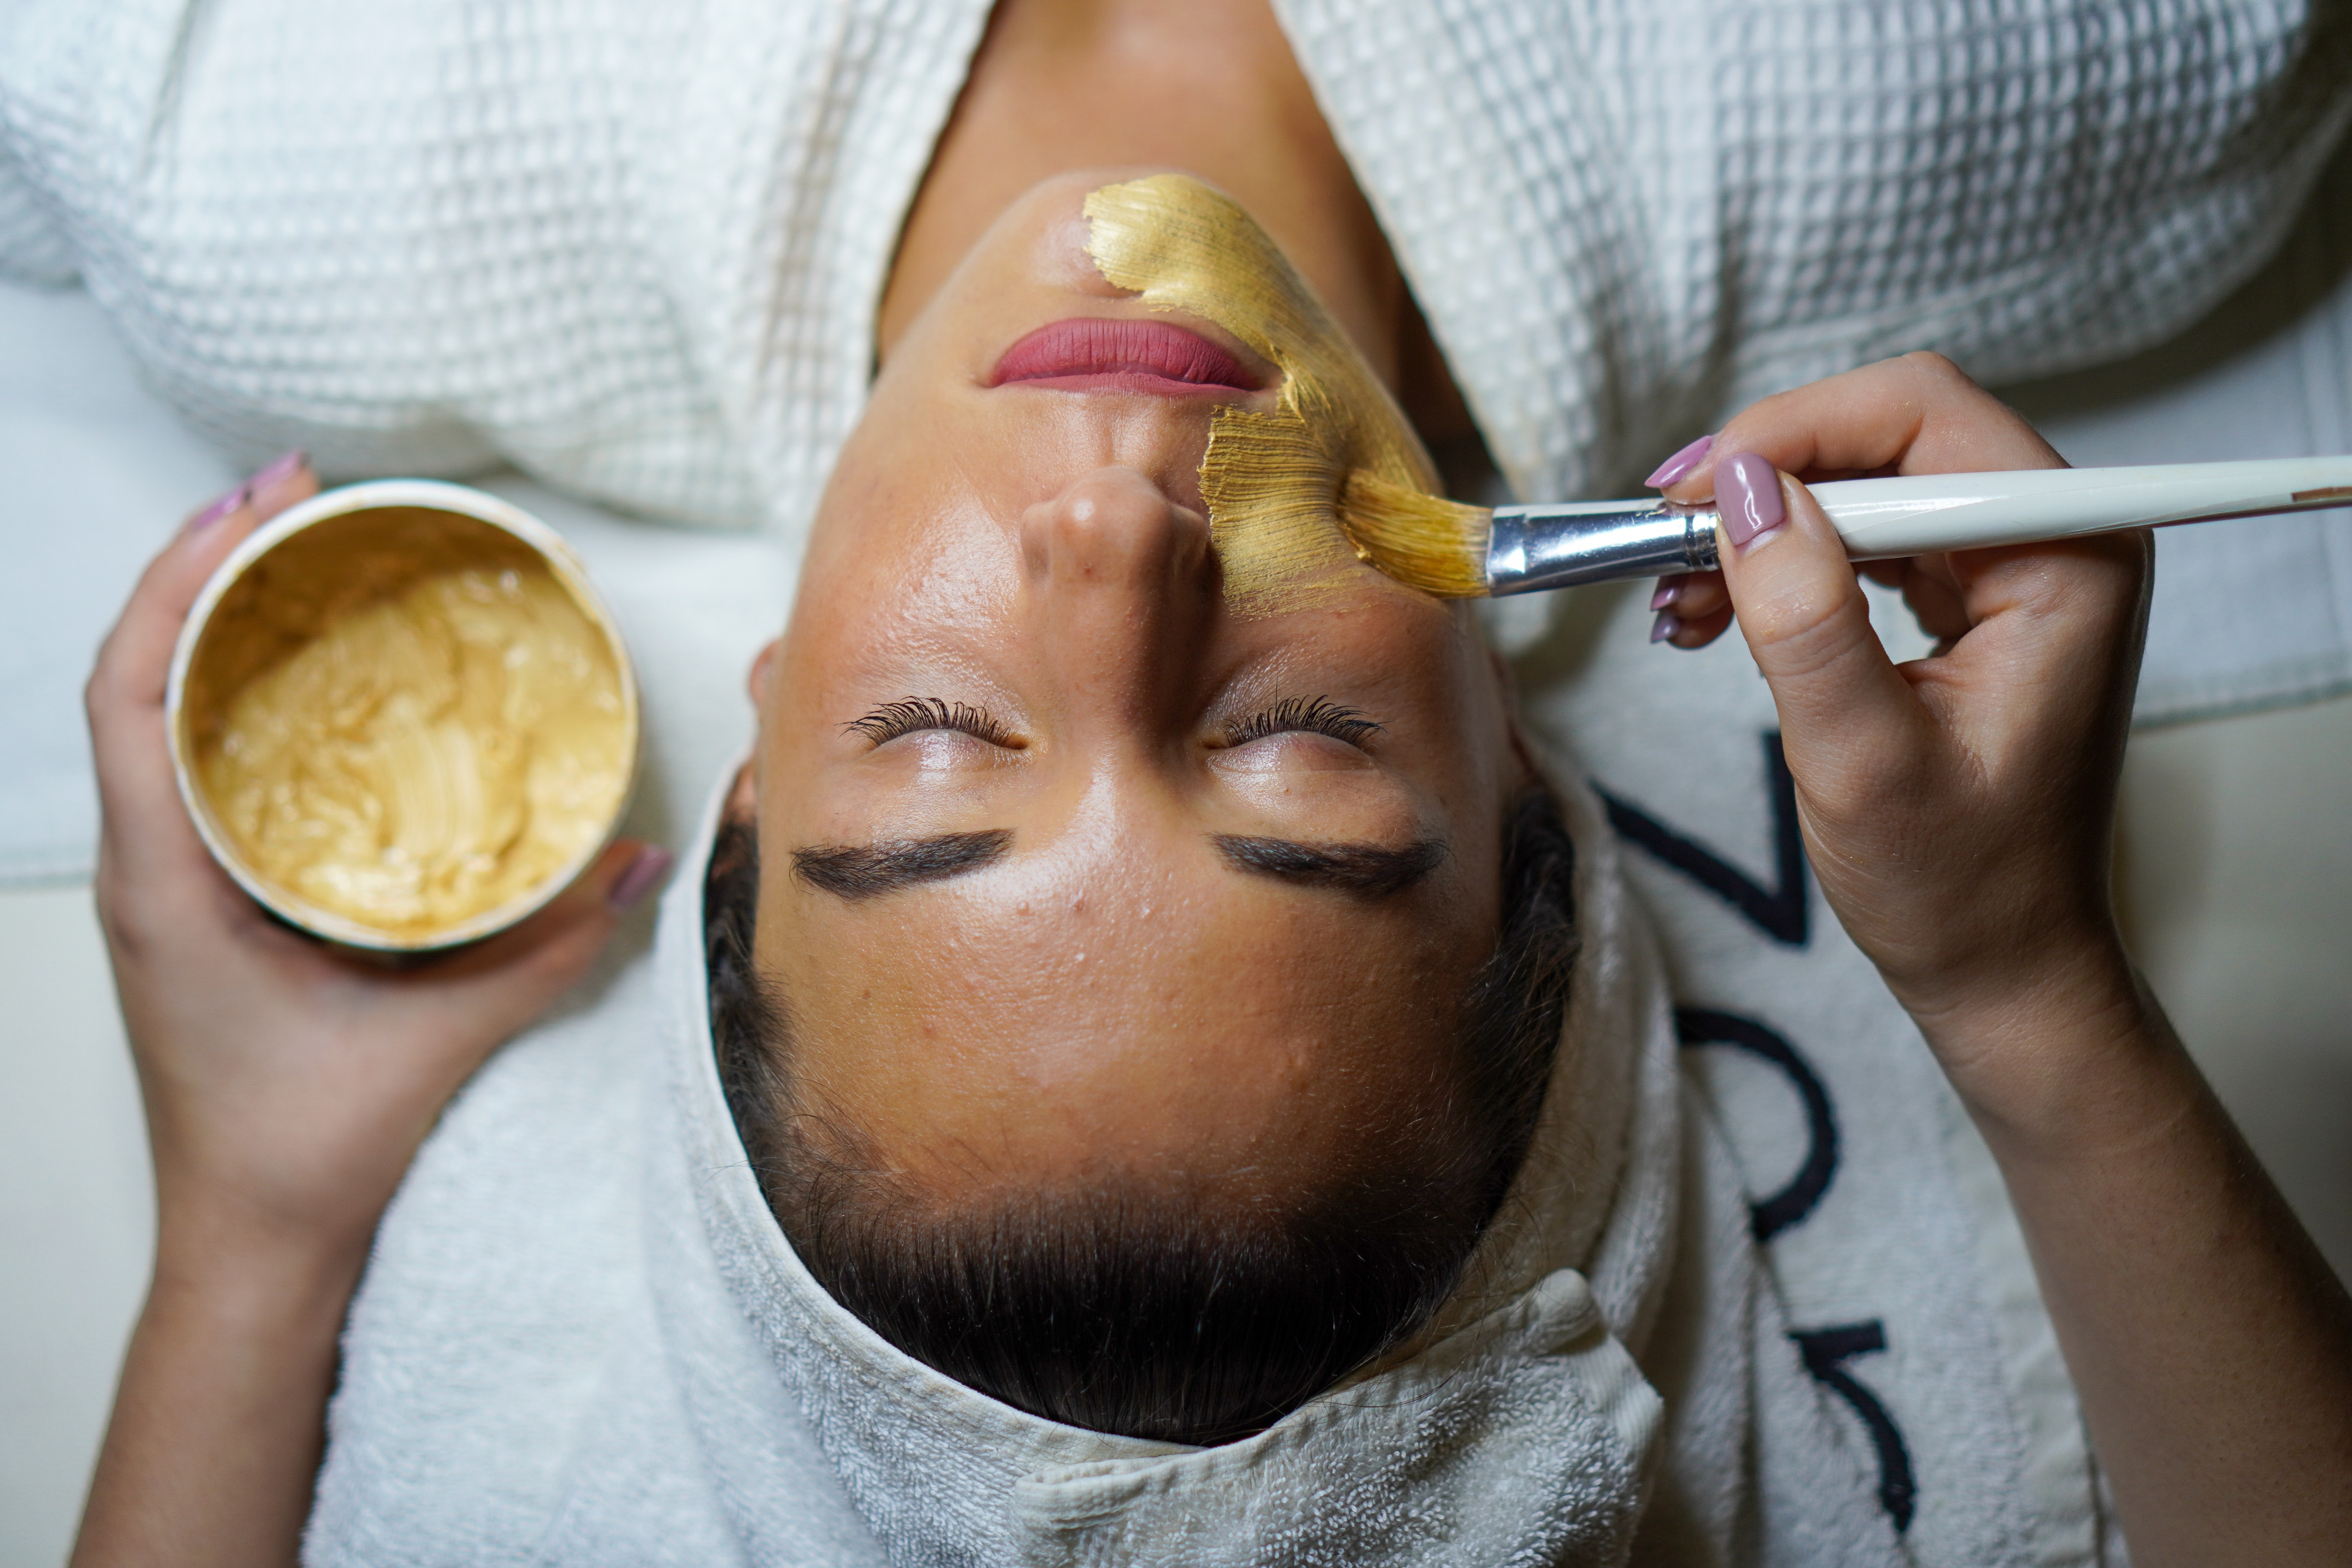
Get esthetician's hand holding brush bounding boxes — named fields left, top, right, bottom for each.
left=1651, top=351, right=2352, bottom=1566
left=72, top=456, right=671, bottom=1568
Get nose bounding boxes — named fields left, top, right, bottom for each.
left=1019, top=467, right=1218, bottom=743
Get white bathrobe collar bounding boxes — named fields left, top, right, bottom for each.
left=650, top=760, right=1691, bottom=1566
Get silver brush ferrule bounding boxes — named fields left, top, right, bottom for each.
left=1485, top=502, right=1722, bottom=595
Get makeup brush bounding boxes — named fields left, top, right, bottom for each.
left=1337, top=458, right=2352, bottom=597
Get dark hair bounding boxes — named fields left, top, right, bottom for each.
left=706, top=788, right=1577, bottom=1446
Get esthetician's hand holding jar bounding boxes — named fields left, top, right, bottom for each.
left=75, top=454, right=670, bottom=1563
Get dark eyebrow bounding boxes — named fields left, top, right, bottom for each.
left=791, top=830, right=1013, bottom=900
left=1211, top=835, right=1448, bottom=900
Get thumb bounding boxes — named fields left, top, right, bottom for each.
left=1714, top=452, right=1919, bottom=753
left=400, top=840, right=674, bottom=1045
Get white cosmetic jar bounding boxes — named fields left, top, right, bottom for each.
left=166, top=481, right=640, bottom=952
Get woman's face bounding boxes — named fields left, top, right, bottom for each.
left=751, top=172, right=1526, bottom=1201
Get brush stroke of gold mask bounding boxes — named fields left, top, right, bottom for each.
left=1084, top=173, right=1445, bottom=616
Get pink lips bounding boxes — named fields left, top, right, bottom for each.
left=991, top=317, right=1261, bottom=396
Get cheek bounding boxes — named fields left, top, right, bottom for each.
left=1029, top=205, right=1125, bottom=297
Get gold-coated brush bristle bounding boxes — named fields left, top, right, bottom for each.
left=1337, top=471, right=1493, bottom=598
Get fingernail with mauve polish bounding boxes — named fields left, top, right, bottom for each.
left=249, top=449, right=308, bottom=490
left=1649, top=610, right=1682, bottom=644
left=1650, top=580, right=1681, bottom=611
left=188, top=485, right=248, bottom=531
left=1643, top=433, right=1714, bottom=489
left=609, top=846, right=674, bottom=912
left=1717, top=452, right=1785, bottom=547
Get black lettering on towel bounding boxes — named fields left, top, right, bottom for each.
left=1674, top=1008, right=1838, bottom=1243
left=1620, top=738, right=1911, bottom=1530
left=1791, top=1321, right=1917, bottom=1533
left=1598, top=732, right=1808, bottom=945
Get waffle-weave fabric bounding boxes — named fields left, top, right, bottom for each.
left=0, top=0, right=994, bottom=536
left=3, top=0, right=2345, bottom=539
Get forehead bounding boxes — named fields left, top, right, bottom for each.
left=761, top=833, right=1481, bottom=1186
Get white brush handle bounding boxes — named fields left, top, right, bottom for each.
left=1815, top=457, right=2352, bottom=559
left=1484, top=457, right=2352, bottom=594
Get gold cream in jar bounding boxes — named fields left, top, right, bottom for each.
left=168, top=481, right=639, bottom=951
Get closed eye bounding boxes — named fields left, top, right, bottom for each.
left=1222, top=696, right=1384, bottom=749
left=846, top=697, right=1020, bottom=748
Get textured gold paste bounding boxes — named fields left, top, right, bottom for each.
left=183, top=509, right=630, bottom=941
left=1083, top=174, right=1446, bottom=614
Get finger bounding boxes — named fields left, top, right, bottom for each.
left=1652, top=570, right=1728, bottom=621
left=1646, top=571, right=1725, bottom=647
left=1895, top=560, right=1975, bottom=647
left=245, top=449, right=318, bottom=520
left=1660, top=352, right=2062, bottom=504
left=92, top=493, right=255, bottom=726
left=1925, top=534, right=2152, bottom=746
left=88, top=492, right=269, bottom=871
left=1656, top=601, right=1735, bottom=649
left=1715, top=454, right=1920, bottom=749
left=89, top=457, right=320, bottom=902
left=440, top=840, right=669, bottom=979
left=406, top=841, right=674, bottom=1047
left=93, top=455, right=318, bottom=725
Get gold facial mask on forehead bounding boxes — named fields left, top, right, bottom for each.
left=1083, top=173, right=1445, bottom=615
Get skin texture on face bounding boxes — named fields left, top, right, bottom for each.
left=751, top=172, right=1527, bottom=1204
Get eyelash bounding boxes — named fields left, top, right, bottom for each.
left=846, top=697, right=1019, bottom=748
left=846, top=694, right=1381, bottom=749
left=1224, top=696, right=1384, bottom=747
